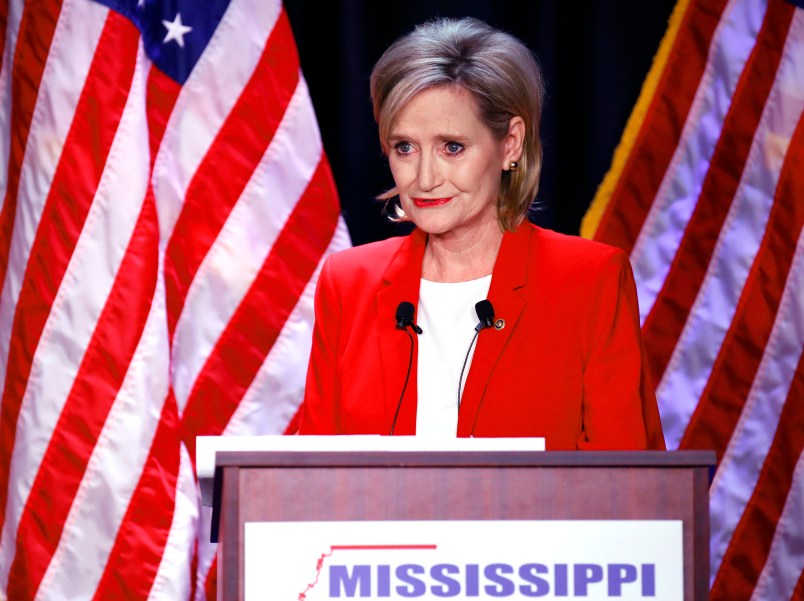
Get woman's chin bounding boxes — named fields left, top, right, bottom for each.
left=409, top=216, right=456, bottom=236
left=410, top=212, right=497, bottom=239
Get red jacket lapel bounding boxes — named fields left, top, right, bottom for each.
left=376, top=229, right=427, bottom=434
left=457, top=224, right=531, bottom=437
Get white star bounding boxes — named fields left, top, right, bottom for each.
left=162, top=13, right=192, bottom=48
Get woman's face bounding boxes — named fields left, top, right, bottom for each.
left=387, top=86, right=515, bottom=240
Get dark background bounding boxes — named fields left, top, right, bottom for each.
left=284, top=1, right=676, bottom=246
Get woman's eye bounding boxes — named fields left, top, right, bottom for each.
left=445, top=142, right=464, bottom=155
left=395, top=142, right=413, bottom=155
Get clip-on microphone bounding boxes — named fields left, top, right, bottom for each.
left=391, top=301, right=422, bottom=434
left=458, top=300, right=496, bottom=409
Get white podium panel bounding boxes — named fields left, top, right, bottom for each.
left=245, top=520, right=683, bottom=600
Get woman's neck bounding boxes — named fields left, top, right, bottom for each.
left=421, top=221, right=504, bottom=283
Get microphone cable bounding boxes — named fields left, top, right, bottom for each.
left=457, top=300, right=495, bottom=410
left=391, top=301, right=421, bottom=435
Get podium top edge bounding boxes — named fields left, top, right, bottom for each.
left=213, top=449, right=716, bottom=469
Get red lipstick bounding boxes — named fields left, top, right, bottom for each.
left=412, top=197, right=452, bottom=208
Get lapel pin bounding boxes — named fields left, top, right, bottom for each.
left=494, top=319, right=505, bottom=330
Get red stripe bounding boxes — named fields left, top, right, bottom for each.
left=680, top=107, right=804, bottom=457
left=163, top=9, right=299, bottom=341
left=180, top=156, right=340, bottom=462
left=93, top=389, right=181, bottom=601
left=593, top=0, right=727, bottom=252
left=794, top=568, right=804, bottom=601
left=204, top=555, right=218, bottom=601
left=640, top=0, right=795, bottom=389
left=189, top=537, right=199, bottom=601
left=0, top=10, right=136, bottom=535
left=283, top=404, right=302, bottom=434
left=332, top=545, right=437, bottom=551
left=709, top=352, right=804, bottom=599
left=146, top=69, right=181, bottom=166
left=6, top=178, right=157, bottom=596
left=0, top=0, right=62, bottom=294
left=91, top=51, right=186, bottom=601
left=0, top=0, right=8, bottom=71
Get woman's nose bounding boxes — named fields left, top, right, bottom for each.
left=417, top=153, right=441, bottom=191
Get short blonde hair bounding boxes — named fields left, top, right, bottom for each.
left=370, top=17, right=545, bottom=231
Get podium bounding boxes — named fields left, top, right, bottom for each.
left=211, top=449, right=714, bottom=600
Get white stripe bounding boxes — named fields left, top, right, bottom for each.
left=630, top=0, right=766, bottom=322
left=152, top=0, right=282, bottom=242
left=191, top=218, right=351, bottom=598
left=223, top=216, right=351, bottom=436
left=34, top=257, right=169, bottom=600
left=708, top=228, right=804, bottom=583
left=657, top=13, right=804, bottom=449
left=172, top=77, right=322, bottom=414
left=751, top=451, right=804, bottom=601
left=0, top=40, right=150, bottom=591
left=0, top=0, right=26, bottom=206
left=193, top=507, right=217, bottom=601
left=0, top=0, right=108, bottom=403
left=149, top=443, right=198, bottom=601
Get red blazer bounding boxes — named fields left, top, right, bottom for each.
left=299, top=223, right=665, bottom=450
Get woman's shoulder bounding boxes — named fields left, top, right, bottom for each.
left=515, top=224, right=634, bottom=298
left=325, top=233, right=413, bottom=280
left=529, top=222, right=622, bottom=257
left=527, top=223, right=628, bottom=273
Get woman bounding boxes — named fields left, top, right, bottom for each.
left=299, top=17, right=665, bottom=450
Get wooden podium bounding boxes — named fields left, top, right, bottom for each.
left=212, top=450, right=714, bottom=600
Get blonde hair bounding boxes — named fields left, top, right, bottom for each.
left=370, top=17, right=545, bottom=231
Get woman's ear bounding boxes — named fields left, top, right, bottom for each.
left=502, top=116, right=526, bottom=169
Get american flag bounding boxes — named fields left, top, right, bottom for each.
left=583, top=0, right=804, bottom=598
left=0, top=0, right=350, bottom=598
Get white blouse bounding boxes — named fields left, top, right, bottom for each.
left=415, top=275, right=492, bottom=437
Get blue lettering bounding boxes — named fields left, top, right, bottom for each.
left=484, top=563, right=515, bottom=597
left=607, top=564, right=637, bottom=596
left=430, top=564, right=460, bottom=597
left=329, top=565, right=370, bottom=598
left=329, top=560, right=657, bottom=598
left=395, top=564, right=426, bottom=598
left=519, top=564, right=550, bottom=597
left=642, top=564, right=656, bottom=596
left=466, top=564, right=480, bottom=597
left=574, top=564, right=603, bottom=596
left=554, top=564, right=568, bottom=596
left=377, top=564, right=391, bottom=597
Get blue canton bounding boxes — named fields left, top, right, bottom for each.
left=93, top=0, right=232, bottom=84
